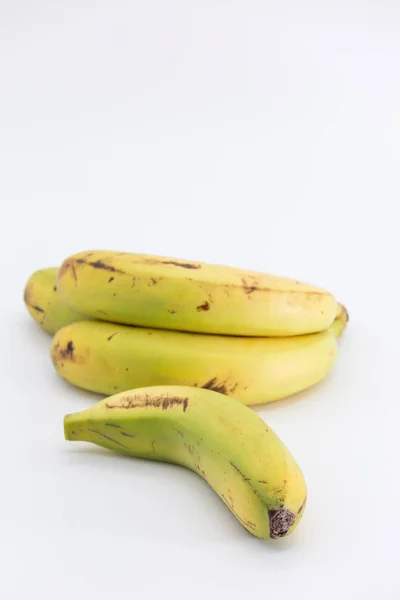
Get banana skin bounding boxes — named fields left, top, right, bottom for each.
left=51, top=313, right=346, bottom=404
left=64, top=385, right=307, bottom=539
left=23, top=267, right=91, bottom=334
left=57, top=249, right=338, bottom=337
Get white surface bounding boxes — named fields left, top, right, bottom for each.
left=1, top=1, right=399, bottom=598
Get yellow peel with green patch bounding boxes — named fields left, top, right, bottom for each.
left=64, top=385, right=307, bottom=539
left=51, top=311, right=346, bottom=404
left=57, top=249, right=338, bottom=337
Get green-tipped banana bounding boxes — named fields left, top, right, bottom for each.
left=57, top=249, right=338, bottom=336
left=64, top=385, right=307, bottom=539
left=23, top=268, right=91, bottom=334
left=51, top=313, right=346, bottom=404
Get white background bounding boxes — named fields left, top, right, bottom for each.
left=1, top=1, right=399, bottom=598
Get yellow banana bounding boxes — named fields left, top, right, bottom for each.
left=23, top=265, right=348, bottom=342
left=23, top=267, right=91, bottom=334
left=51, top=313, right=345, bottom=404
left=64, top=385, right=307, bottom=539
left=331, top=302, right=349, bottom=339
left=57, top=250, right=338, bottom=336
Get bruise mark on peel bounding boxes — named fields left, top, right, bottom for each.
left=120, top=431, right=135, bottom=438
left=202, top=377, right=227, bottom=394
left=64, top=341, right=74, bottom=358
left=104, top=423, right=121, bottom=429
left=161, top=260, right=200, bottom=269
left=105, top=394, right=189, bottom=412
left=241, top=277, right=260, bottom=296
left=145, top=258, right=201, bottom=270
left=107, top=332, right=118, bottom=341
left=53, top=340, right=75, bottom=361
left=196, top=301, right=210, bottom=311
left=202, top=377, right=238, bottom=396
left=76, top=258, right=125, bottom=274
left=108, top=277, right=114, bottom=283
left=268, top=508, right=296, bottom=539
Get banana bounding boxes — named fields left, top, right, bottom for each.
left=23, top=268, right=91, bottom=334
left=64, top=385, right=307, bottom=539
left=57, top=250, right=338, bottom=336
left=331, top=302, right=349, bottom=339
left=51, top=312, right=345, bottom=404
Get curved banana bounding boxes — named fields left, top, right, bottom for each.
left=64, top=385, right=307, bottom=539
left=57, top=250, right=338, bottom=336
left=23, top=268, right=91, bottom=334
left=51, top=316, right=342, bottom=404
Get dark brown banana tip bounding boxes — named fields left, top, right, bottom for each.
left=268, top=508, right=296, bottom=538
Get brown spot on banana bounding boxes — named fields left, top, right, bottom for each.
left=30, top=304, right=45, bottom=313
left=201, top=378, right=238, bottom=396
left=229, top=461, right=253, bottom=485
left=105, top=394, right=189, bottom=412
left=107, top=332, right=118, bottom=341
left=297, top=496, right=307, bottom=515
left=52, top=340, right=88, bottom=365
left=60, top=260, right=78, bottom=282
left=53, top=340, right=75, bottom=360
left=196, top=301, right=210, bottom=311
left=145, top=258, right=201, bottom=269
left=76, top=259, right=126, bottom=274
left=241, top=277, right=259, bottom=296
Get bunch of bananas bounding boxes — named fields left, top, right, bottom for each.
left=24, top=249, right=348, bottom=541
